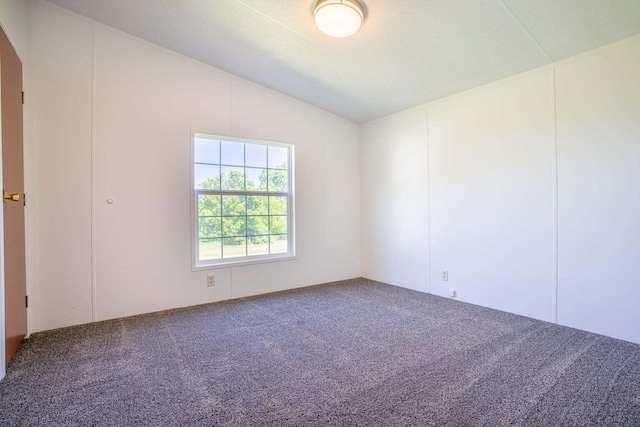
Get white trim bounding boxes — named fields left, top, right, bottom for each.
left=0, top=49, right=6, bottom=380
left=194, top=255, right=298, bottom=271
left=190, top=131, right=296, bottom=271
left=288, top=142, right=296, bottom=257
left=23, top=0, right=39, bottom=336
left=190, top=129, right=197, bottom=273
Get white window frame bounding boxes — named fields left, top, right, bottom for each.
left=191, top=132, right=296, bottom=270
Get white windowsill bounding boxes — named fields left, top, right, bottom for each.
left=192, top=254, right=298, bottom=271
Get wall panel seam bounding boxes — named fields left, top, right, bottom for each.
left=551, top=68, right=559, bottom=324
left=426, top=106, right=431, bottom=295
left=494, top=0, right=553, bottom=62
left=321, top=116, right=326, bottom=280
left=90, top=22, right=97, bottom=322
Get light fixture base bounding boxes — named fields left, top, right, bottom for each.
left=314, top=0, right=364, bottom=38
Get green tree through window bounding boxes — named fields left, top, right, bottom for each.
left=194, top=135, right=293, bottom=265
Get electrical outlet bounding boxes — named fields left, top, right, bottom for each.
left=442, top=271, right=449, bottom=281
left=207, top=275, right=215, bottom=287
left=449, top=288, right=457, bottom=298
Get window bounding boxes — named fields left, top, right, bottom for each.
left=193, top=134, right=294, bottom=268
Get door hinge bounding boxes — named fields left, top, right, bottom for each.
left=25, top=295, right=28, bottom=308
left=22, top=91, right=24, bottom=104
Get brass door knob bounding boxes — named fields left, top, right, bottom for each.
left=3, top=190, right=20, bottom=203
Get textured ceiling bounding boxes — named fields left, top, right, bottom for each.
left=44, top=0, right=640, bottom=123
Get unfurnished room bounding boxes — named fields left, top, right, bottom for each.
left=0, top=0, right=639, bottom=426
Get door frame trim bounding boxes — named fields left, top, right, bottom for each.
left=0, top=53, right=6, bottom=381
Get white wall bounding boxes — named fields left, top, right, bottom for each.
left=556, top=40, right=640, bottom=343
left=31, top=0, right=92, bottom=330
left=28, top=1, right=360, bottom=332
left=25, top=1, right=640, bottom=345
left=360, top=106, right=429, bottom=293
left=361, top=35, right=640, bottom=343
left=428, top=70, right=555, bottom=322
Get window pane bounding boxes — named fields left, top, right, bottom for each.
left=248, top=235, right=269, bottom=256
left=222, top=216, right=246, bottom=237
left=199, top=217, right=222, bottom=238
left=194, top=134, right=293, bottom=265
left=269, top=196, right=287, bottom=215
left=223, top=237, right=246, bottom=258
left=222, top=195, right=246, bottom=216
left=221, top=141, right=244, bottom=166
left=246, top=168, right=267, bottom=191
left=270, top=235, right=288, bottom=254
left=270, top=216, right=287, bottom=235
left=247, top=196, right=268, bottom=215
left=221, top=166, right=245, bottom=191
left=268, top=145, right=288, bottom=169
left=247, top=216, right=269, bottom=236
left=199, top=238, right=222, bottom=260
left=198, top=195, right=221, bottom=217
left=195, top=164, right=220, bottom=190
left=194, top=137, right=220, bottom=164
left=268, top=169, right=288, bottom=192
left=245, top=143, right=267, bottom=168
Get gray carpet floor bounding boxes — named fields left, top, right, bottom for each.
left=1, top=278, right=639, bottom=426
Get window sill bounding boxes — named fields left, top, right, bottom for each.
left=193, top=254, right=298, bottom=271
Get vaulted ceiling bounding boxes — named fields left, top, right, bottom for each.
left=46, top=0, right=640, bottom=123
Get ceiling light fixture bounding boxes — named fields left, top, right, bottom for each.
left=314, top=0, right=364, bottom=38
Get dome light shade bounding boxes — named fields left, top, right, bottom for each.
left=314, top=0, right=364, bottom=38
